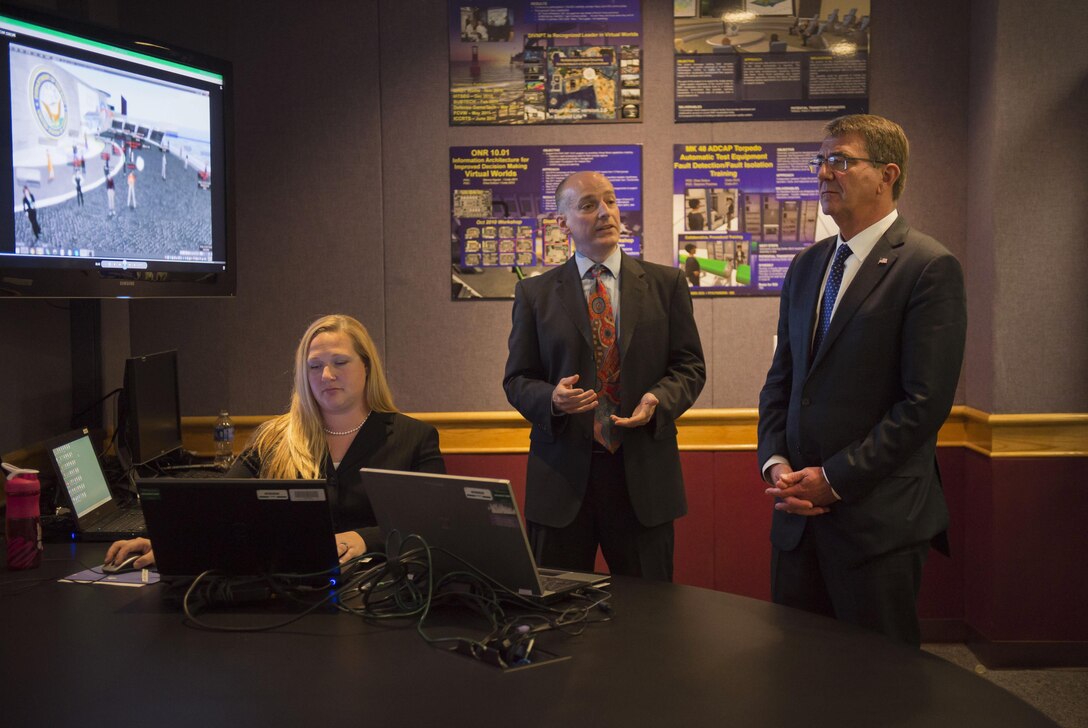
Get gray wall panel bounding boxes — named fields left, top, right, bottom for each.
left=966, top=0, right=998, bottom=413
left=0, top=301, right=71, bottom=453
left=988, top=0, right=1088, bottom=412
left=709, top=299, right=775, bottom=411
left=126, top=0, right=386, bottom=418
left=968, top=0, right=1088, bottom=413
left=379, top=0, right=510, bottom=412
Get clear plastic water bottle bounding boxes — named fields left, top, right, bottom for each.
left=3, top=462, right=43, bottom=570
left=213, top=410, right=235, bottom=466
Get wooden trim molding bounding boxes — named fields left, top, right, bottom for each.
left=179, top=406, right=1088, bottom=458
left=954, top=407, right=1088, bottom=458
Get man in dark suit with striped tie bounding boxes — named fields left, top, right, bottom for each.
left=504, top=171, right=705, bottom=580
left=758, top=115, right=968, bottom=644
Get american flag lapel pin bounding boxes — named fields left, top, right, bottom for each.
left=878, top=257, right=888, bottom=265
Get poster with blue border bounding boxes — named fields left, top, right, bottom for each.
left=451, top=145, right=642, bottom=299
left=674, top=142, right=835, bottom=296
left=673, top=3, right=869, bottom=122
left=449, top=1, right=642, bottom=125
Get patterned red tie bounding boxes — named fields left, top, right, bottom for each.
left=588, top=264, right=621, bottom=452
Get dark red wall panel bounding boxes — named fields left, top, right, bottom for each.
left=674, top=452, right=716, bottom=589
left=917, top=449, right=965, bottom=619
left=963, top=453, right=1088, bottom=641
left=445, top=449, right=1087, bottom=644
left=711, top=452, right=773, bottom=600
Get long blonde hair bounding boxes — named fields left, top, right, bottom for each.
left=251, top=315, right=397, bottom=479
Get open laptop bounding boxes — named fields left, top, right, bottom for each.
left=46, top=428, right=146, bottom=541
left=360, top=468, right=609, bottom=599
left=135, top=479, right=339, bottom=584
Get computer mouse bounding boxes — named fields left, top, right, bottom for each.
left=102, top=554, right=143, bottom=574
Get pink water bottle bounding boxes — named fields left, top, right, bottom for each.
left=3, top=463, right=43, bottom=570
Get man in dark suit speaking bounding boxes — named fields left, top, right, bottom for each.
left=504, top=171, right=705, bottom=581
left=757, top=115, right=967, bottom=644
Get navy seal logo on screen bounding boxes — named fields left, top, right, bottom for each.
left=31, top=69, right=68, bottom=137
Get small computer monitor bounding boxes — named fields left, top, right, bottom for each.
left=120, top=349, right=182, bottom=465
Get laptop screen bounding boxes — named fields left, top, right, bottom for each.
left=49, top=429, right=112, bottom=518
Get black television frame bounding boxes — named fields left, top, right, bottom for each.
left=0, top=4, right=235, bottom=298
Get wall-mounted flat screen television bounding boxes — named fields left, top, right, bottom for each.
left=0, top=7, right=234, bottom=297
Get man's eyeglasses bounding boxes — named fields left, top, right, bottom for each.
left=809, top=154, right=887, bottom=174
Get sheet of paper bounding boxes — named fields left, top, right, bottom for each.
left=60, top=568, right=160, bottom=587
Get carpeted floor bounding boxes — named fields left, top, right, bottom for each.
left=923, top=644, right=1088, bottom=728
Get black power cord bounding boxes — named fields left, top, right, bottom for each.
left=169, top=531, right=613, bottom=666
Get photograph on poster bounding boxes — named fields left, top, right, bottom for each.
left=673, top=1, right=869, bottom=122
left=449, top=0, right=642, bottom=125
left=674, top=0, right=697, bottom=19
left=674, top=142, right=834, bottom=296
left=459, top=7, right=515, bottom=42
left=451, top=145, right=641, bottom=299
left=683, top=187, right=737, bottom=232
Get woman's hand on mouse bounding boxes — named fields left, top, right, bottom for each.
left=335, top=531, right=366, bottom=564
left=105, top=537, right=155, bottom=568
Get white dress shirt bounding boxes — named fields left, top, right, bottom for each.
left=811, top=208, right=899, bottom=341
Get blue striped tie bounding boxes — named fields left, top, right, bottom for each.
left=812, top=243, right=852, bottom=357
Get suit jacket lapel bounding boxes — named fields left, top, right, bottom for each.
left=798, top=238, right=836, bottom=369
left=810, top=218, right=906, bottom=371
left=557, top=257, right=593, bottom=349
left=335, top=410, right=393, bottom=472
left=618, top=252, right=647, bottom=365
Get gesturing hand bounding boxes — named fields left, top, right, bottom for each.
left=612, top=392, right=659, bottom=428
left=552, top=374, right=598, bottom=414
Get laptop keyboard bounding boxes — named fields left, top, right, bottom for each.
left=539, top=575, right=581, bottom=593
left=102, top=509, right=145, bottom=532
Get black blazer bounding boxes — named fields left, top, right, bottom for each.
left=230, top=411, right=444, bottom=547
left=504, top=252, right=706, bottom=528
left=757, top=215, right=966, bottom=564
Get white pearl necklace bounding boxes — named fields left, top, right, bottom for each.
left=323, top=412, right=370, bottom=436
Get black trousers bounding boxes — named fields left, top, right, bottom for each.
left=528, top=447, right=674, bottom=581
left=771, top=522, right=929, bottom=646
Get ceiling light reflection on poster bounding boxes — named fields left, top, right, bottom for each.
left=449, top=1, right=642, bottom=125
left=452, top=145, right=642, bottom=300
left=674, top=142, right=835, bottom=296
left=673, top=3, right=869, bottom=122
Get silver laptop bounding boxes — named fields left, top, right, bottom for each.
left=46, top=428, right=146, bottom=541
left=360, top=468, right=608, bottom=599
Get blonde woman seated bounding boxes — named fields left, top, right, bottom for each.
left=106, top=314, right=444, bottom=570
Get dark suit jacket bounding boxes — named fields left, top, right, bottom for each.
left=229, top=411, right=444, bottom=548
left=757, top=215, right=966, bottom=565
left=504, top=252, right=706, bottom=529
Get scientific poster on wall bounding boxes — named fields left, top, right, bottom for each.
left=674, top=142, right=835, bottom=296
left=451, top=145, right=642, bottom=300
left=449, top=1, right=642, bottom=125
left=673, top=3, right=869, bottom=122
